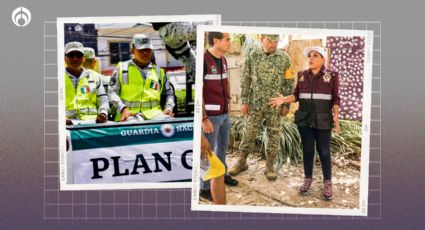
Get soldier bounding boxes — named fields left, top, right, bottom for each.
left=228, top=34, right=294, bottom=180
left=151, top=22, right=210, bottom=81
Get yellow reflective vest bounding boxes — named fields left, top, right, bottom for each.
left=65, top=70, right=99, bottom=120
left=116, top=61, right=165, bottom=120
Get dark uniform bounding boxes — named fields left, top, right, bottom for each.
left=293, top=66, right=340, bottom=182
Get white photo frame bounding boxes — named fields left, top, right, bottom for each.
left=58, top=15, right=221, bottom=190
left=192, top=25, right=373, bottom=216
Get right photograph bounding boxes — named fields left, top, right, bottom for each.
left=192, top=25, right=373, bottom=216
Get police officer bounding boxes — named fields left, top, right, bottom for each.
left=228, top=34, right=294, bottom=181
left=64, top=42, right=109, bottom=124
left=108, top=33, right=175, bottom=122
left=268, top=46, right=341, bottom=200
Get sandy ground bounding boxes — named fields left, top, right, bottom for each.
left=199, top=152, right=360, bottom=209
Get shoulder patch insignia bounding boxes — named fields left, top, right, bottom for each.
left=284, top=66, right=294, bottom=79
left=323, top=72, right=332, bottom=82
left=299, top=74, right=304, bottom=82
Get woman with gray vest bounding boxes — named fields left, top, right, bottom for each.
left=268, top=46, right=341, bottom=200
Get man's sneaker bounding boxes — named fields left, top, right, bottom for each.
left=228, top=161, right=248, bottom=176
left=323, top=180, right=333, bottom=200
left=298, top=178, right=313, bottom=195
left=199, top=189, right=212, bottom=201
left=224, top=175, right=238, bottom=186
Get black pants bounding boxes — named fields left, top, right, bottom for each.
left=298, top=126, right=332, bottom=181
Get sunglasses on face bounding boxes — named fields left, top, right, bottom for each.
left=66, top=52, right=84, bottom=58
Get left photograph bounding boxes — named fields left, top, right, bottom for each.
left=57, top=15, right=221, bottom=190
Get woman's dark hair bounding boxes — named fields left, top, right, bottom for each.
left=207, top=32, right=223, bottom=46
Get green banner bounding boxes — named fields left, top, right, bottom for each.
left=69, top=122, right=193, bottom=150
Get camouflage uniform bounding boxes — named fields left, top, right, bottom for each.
left=229, top=40, right=294, bottom=179
left=155, top=22, right=211, bottom=80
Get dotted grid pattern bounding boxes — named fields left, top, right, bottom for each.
left=44, top=21, right=381, bottom=220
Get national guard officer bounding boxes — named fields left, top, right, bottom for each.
left=108, top=33, right=175, bottom=122
left=83, top=47, right=110, bottom=92
left=64, top=41, right=109, bottom=124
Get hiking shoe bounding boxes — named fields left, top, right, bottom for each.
left=299, top=178, right=313, bottom=195
left=199, top=189, right=212, bottom=201
left=228, top=162, right=248, bottom=176
left=323, top=180, right=333, bottom=200
left=224, top=175, right=238, bottom=186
